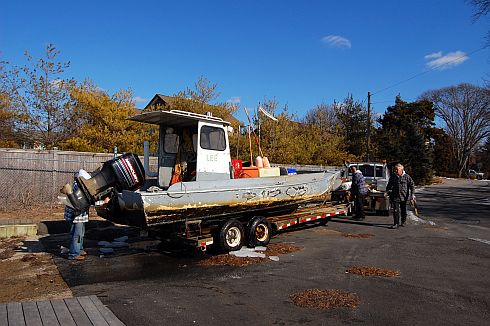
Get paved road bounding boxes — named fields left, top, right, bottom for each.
left=50, top=178, right=490, bottom=326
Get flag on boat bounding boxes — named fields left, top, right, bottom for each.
left=259, top=106, right=278, bottom=121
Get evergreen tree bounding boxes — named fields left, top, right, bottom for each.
left=333, top=95, right=369, bottom=160
left=474, top=138, right=490, bottom=176
left=429, top=128, right=457, bottom=176
left=376, top=96, right=435, bottom=184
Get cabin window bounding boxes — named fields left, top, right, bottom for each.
left=164, top=128, right=179, bottom=154
left=200, top=125, right=226, bottom=151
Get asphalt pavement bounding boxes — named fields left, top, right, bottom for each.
left=50, top=178, right=490, bottom=326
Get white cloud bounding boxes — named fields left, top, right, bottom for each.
left=321, top=35, right=352, bottom=49
left=134, top=96, right=148, bottom=104
left=424, top=52, right=442, bottom=60
left=227, top=96, right=241, bottom=104
left=424, top=51, right=468, bottom=70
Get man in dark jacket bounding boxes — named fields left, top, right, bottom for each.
left=386, top=163, right=415, bottom=228
left=350, top=166, right=368, bottom=220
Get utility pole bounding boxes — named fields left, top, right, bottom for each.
left=366, top=91, right=371, bottom=162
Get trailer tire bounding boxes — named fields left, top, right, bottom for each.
left=218, top=219, right=244, bottom=252
left=247, top=217, right=271, bottom=248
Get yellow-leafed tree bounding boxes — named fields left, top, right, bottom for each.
left=61, top=82, right=157, bottom=154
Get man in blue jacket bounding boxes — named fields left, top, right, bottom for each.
left=350, top=166, right=368, bottom=221
left=386, top=163, right=415, bottom=229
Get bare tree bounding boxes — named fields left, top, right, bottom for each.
left=188, top=76, right=220, bottom=106
left=421, top=83, right=490, bottom=177
left=303, top=103, right=337, bottom=135
left=467, top=0, right=490, bottom=20
left=467, top=0, right=490, bottom=45
left=1, top=44, right=76, bottom=148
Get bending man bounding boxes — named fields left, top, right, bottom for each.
left=350, top=166, right=368, bottom=221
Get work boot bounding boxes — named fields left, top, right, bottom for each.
left=391, top=224, right=399, bottom=229
left=80, top=250, right=88, bottom=256
left=400, top=223, right=405, bottom=227
left=69, top=255, right=86, bottom=261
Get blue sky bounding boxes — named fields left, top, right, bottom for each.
left=1, top=0, right=488, bottom=122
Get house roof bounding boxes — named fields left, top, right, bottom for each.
left=142, top=93, right=241, bottom=126
left=143, top=94, right=175, bottom=111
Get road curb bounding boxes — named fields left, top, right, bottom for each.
left=0, top=221, right=38, bottom=238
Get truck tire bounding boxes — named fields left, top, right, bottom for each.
left=218, top=219, right=244, bottom=252
left=247, top=216, right=271, bottom=247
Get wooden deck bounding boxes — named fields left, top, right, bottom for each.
left=0, top=295, right=125, bottom=326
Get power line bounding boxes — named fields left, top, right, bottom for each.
left=371, top=100, right=397, bottom=104
left=371, top=46, right=488, bottom=96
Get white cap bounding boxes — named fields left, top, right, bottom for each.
left=76, top=169, right=91, bottom=180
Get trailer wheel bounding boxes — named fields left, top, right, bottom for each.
left=218, top=219, right=244, bottom=252
left=247, top=217, right=271, bottom=247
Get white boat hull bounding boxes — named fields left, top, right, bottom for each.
left=97, top=171, right=341, bottom=227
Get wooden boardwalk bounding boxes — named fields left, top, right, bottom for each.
left=0, top=295, right=125, bottom=326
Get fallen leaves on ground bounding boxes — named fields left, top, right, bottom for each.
left=290, top=289, right=360, bottom=309
left=346, top=266, right=400, bottom=277
left=0, top=236, right=24, bottom=250
left=21, top=254, right=47, bottom=266
left=0, top=203, right=63, bottom=220
left=198, top=254, right=264, bottom=267
left=341, top=233, right=375, bottom=238
left=264, top=243, right=303, bottom=256
left=0, top=249, right=15, bottom=260
left=198, top=243, right=303, bottom=267
left=0, top=252, right=72, bottom=303
left=0, top=236, right=25, bottom=260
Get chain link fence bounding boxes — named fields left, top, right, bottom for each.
left=0, top=148, right=339, bottom=211
left=0, top=149, right=157, bottom=210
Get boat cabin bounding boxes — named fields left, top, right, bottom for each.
left=130, top=110, right=233, bottom=188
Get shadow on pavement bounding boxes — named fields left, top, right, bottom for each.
left=330, top=217, right=393, bottom=229
left=37, top=220, right=114, bottom=235
left=37, top=221, right=205, bottom=289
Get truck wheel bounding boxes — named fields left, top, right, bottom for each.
left=247, top=217, right=271, bottom=247
left=218, top=219, right=244, bottom=252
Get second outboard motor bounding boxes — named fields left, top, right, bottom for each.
left=61, top=153, right=145, bottom=211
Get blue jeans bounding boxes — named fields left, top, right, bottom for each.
left=392, top=201, right=407, bottom=225
left=69, top=222, right=85, bottom=259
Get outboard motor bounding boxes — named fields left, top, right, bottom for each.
left=61, top=153, right=145, bottom=211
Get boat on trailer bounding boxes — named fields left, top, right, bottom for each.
left=61, top=109, right=342, bottom=228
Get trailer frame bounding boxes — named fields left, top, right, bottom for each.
left=167, top=202, right=350, bottom=252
